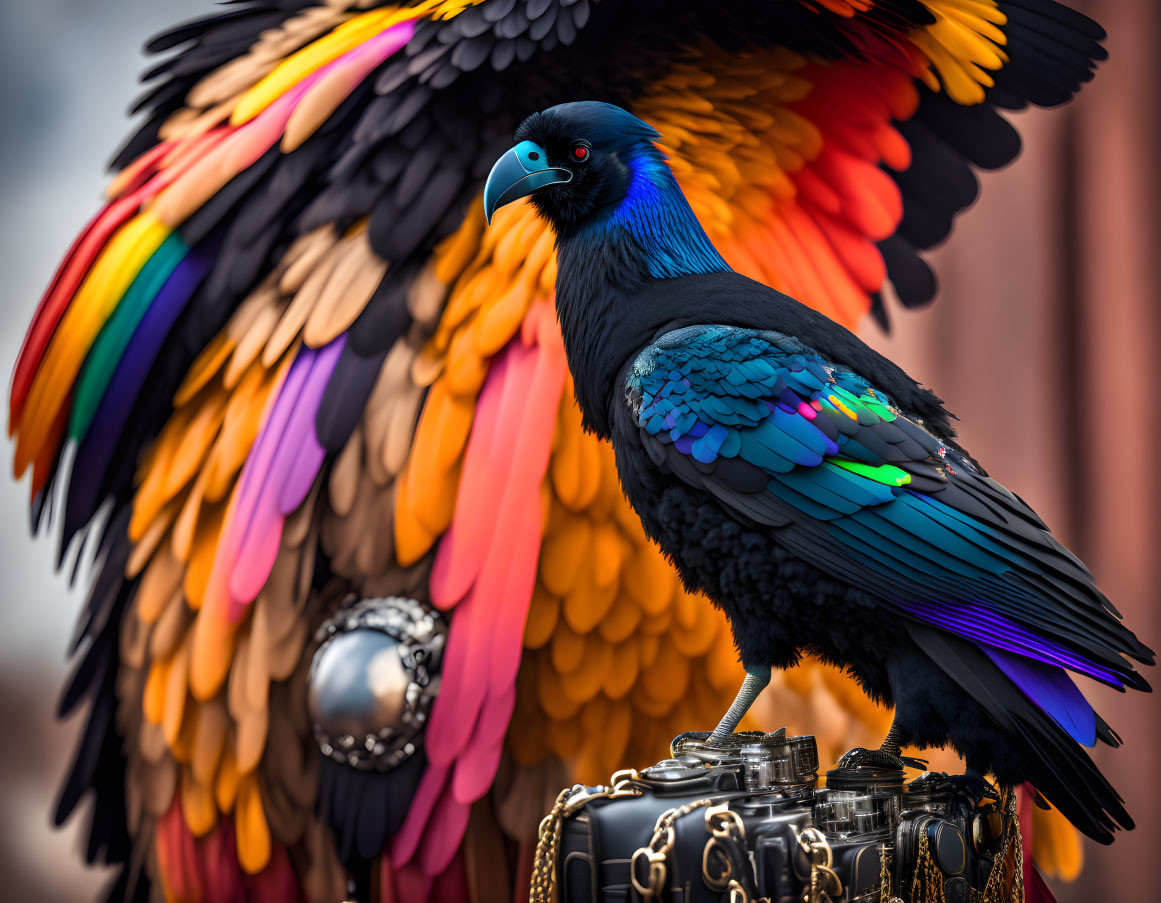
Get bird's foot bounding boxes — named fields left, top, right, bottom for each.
left=671, top=727, right=786, bottom=760
left=835, top=746, right=927, bottom=771
left=912, top=771, right=997, bottom=803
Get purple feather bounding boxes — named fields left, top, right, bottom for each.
left=985, top=647, right=1097, bottom=746
left=907, top=599, right=1123, bottom=687
left=226, top=337, right=344, bottom=610
left=68, top=242, right=214, bottom=512
left=279, top=335, right=345, bottom=514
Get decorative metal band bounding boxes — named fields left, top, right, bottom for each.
left=307, top=596, right=447, bottom=772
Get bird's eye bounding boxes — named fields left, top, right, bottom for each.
left=571, top=143, right=590, bottom=162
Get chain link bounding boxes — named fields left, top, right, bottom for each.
left=630, top=797, right=718, bottom=901
left=977, top=788, right=1025, bottom=903
left=908, top=827, right=948, bottom=903
left=796, top=827, right=843, bottom=903
left=530, top=771, right=642, bottom=903
left=532, top=773, right=1026, bottom=903
left=530, top=785, right=581, bottom=903
left=879, top=842, right=904, bottom=903
left=701, top=802, right=749, bottom=895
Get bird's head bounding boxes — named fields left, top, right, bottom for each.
left=483, top=101, right=661, bottom=228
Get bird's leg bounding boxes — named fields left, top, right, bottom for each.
left=708, top=665, right=771, bottom=744
left=670, top=666, right=774, bottom=753
left=879, top=719, right=905, bottom=758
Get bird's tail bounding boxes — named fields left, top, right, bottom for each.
left=907, top=624, right=1132, bottom=844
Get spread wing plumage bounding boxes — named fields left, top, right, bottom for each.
left=11, top=0, right=1106, bottom=899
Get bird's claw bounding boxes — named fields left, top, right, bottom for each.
left=916, top=771, right=996, bottom=802
left=671, top=727, right=786, bottom=759
left=836, top=746, right=927, bottom=771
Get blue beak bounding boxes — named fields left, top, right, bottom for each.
left=483, top=140, right=571, bottom=223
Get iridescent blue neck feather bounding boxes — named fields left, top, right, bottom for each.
left=553, top=144, right=731, bottom=438
left=607, top=146, right=730, bottom=279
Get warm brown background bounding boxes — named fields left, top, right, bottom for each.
left=863, top=1, right=1161, bottom=895
left=0, top=1, right=1157, bottom=900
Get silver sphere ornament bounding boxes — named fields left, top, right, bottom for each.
left=307, top=596, right=446, bottom=771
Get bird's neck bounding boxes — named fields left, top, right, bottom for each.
left=553, top=147, right=730, bottom=437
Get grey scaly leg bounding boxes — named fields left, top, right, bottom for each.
left=708, top=665, right=771, bottom=744
left=879, top=719, right=905, bottom=757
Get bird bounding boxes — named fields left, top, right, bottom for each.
left=483, top=98, right=1154, bottom=846
left=8, top=0, right=1112, bottom=900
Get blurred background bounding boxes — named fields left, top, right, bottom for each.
left=0, top=1, right=1156, bottom=900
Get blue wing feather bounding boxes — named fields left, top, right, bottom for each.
left=627, top=324, right=1151, bottom=708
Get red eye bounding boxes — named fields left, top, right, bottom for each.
left=571, top=144, right=589, bottom=162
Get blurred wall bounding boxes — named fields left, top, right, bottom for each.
left=862, top=1, right=1161, bottom=896
left=0, top=1, right=1156, bottom=901
left=0, top=3, right=211, bottom=899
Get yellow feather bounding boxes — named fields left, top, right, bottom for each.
left=181, top=769, right=218, bottom=837
left=603, top=641, right=640, bottom=699
left=536, top=654, right=582, bottom=721
left=564, top=572, right=618, bottom=635
left=539, top=516, right=592, bottom=597
left=143, top=657, right=170, bottom=725
left=174, top=333, right=235, bottom=407
left=523, top=586, right=560, bottom=650
left=231, top=9, right=395, bottom=127
left=597, top=594, right=643, bottom=645
left=549, top=622, right=586, bottom=674
left=1033, top=802, right=1084, bottom=880
left=235, top=773, right=272, bottom=874
left=214, top=743, right=241, bottom=814
left=14, top=213, right=169, bottom=476
left=184, top=500, right=227, bottom=610
left=162, top=636, right=192, bottom=748
left=559, top=639, right=612, bottom=704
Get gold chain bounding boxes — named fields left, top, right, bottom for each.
left=879, top=842, right=903, bottom=903
left=908, top=828, right=948, bottom=903
left=529, top=770, right=642, bottom=903
left=1012, top=790, right=1025, bottom=903
left=702, top=802, right=750, bottom=897
left=796, top=827, right=843, bottom=903
left=630, top=797, right=718, bottom=901
left=978, top=789, right=1025, bottom=903
left=530, top=785, right=580, bottom=903
left=532, top=775, right=1028, bottom=903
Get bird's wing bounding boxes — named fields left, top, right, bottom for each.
left=11, top=0, right=1105, bottom=898
left=626, top=323, right=1153, bottom=702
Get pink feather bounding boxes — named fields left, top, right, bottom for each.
left=388, top=861, right=432, bottom=903
left=451, top=685, right=515, bottom=803
left=420, top=792, right=471, bottom=878
left=401, top=325, right=567, bottom=873
left=429, top=346, right=512, bottom=608
left=488, top=466, right=550, bottom=697
left=424, top=588, right=489, bottom=766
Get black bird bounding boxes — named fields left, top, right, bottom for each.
left=483, top=100, right=1154, bottom=843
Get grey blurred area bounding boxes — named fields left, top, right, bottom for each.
left=0, top=2, right=207, bottom=899
left=0, top=1, right=1156, bottom=902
